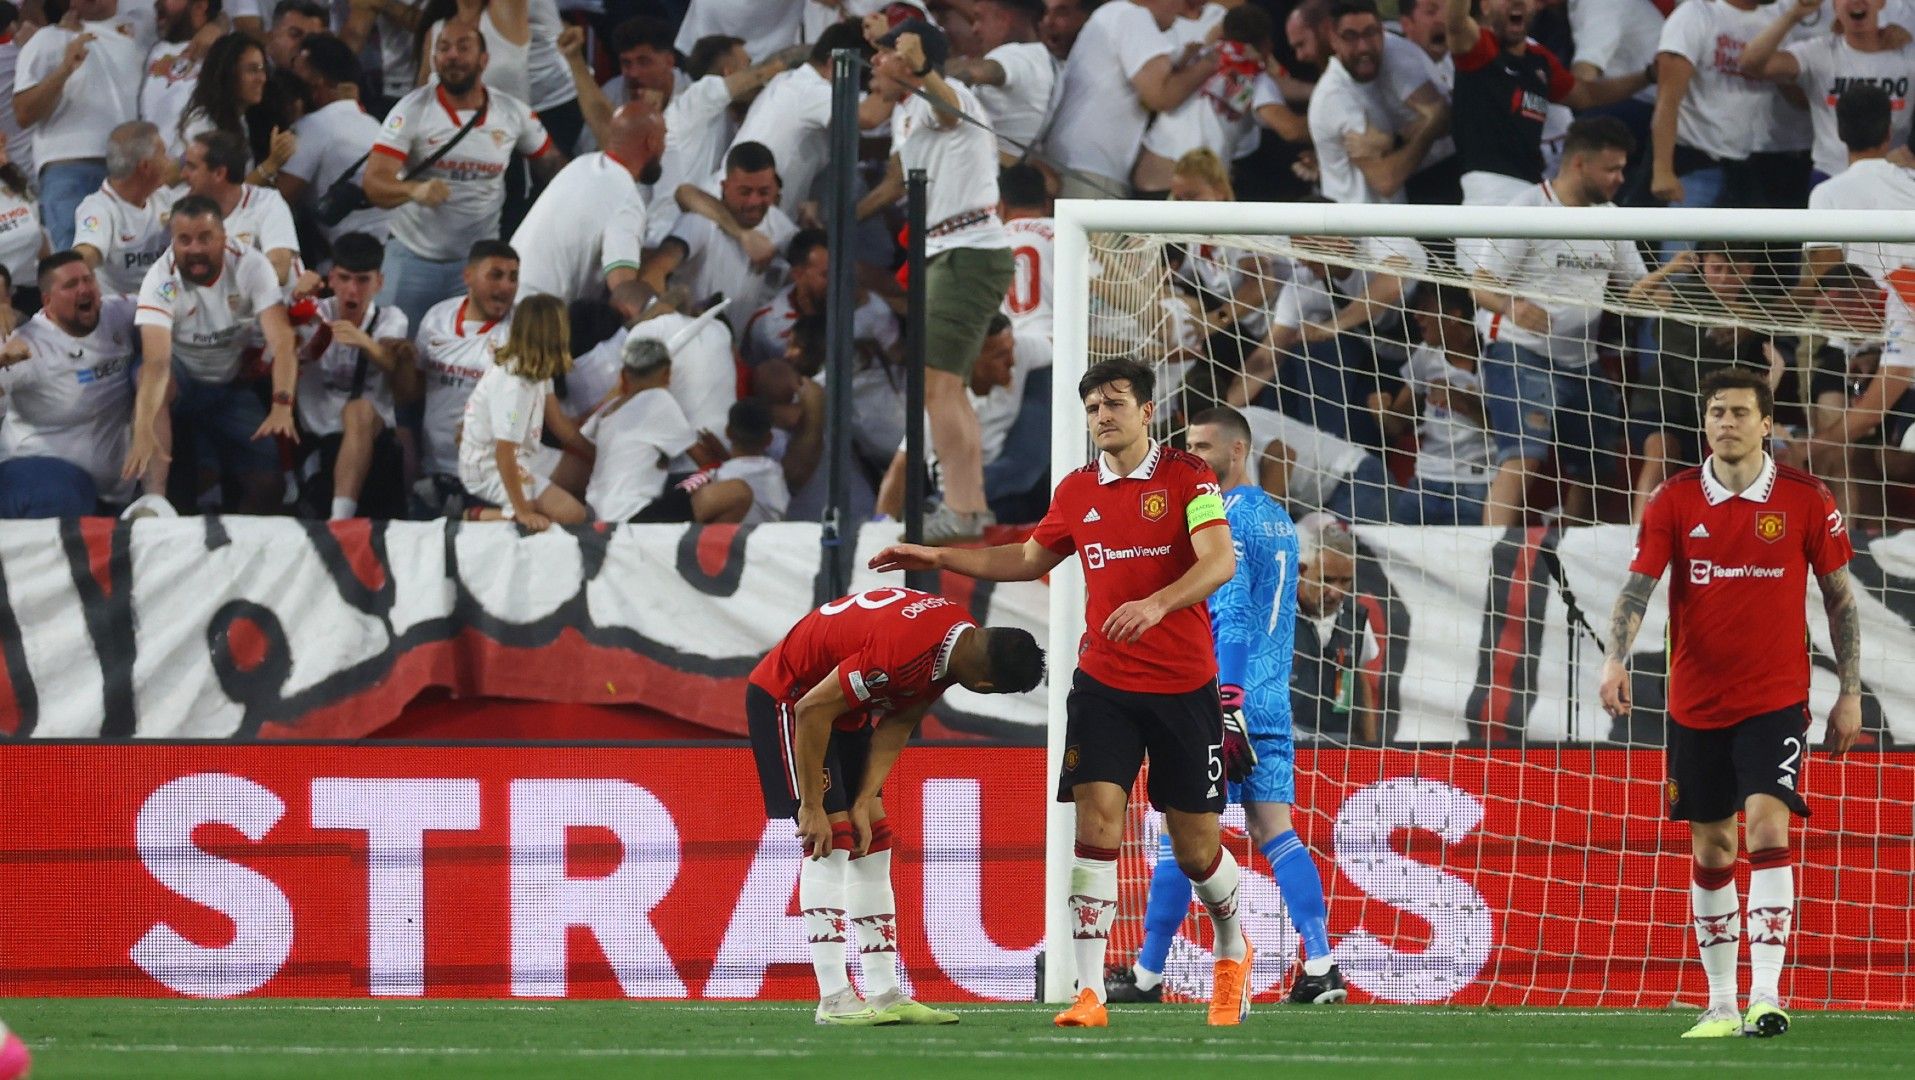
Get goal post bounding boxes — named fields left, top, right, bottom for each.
left=1042, top=199, right=1915, bottom=1006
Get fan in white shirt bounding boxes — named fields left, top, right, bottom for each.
left=673, top=0, right=806, bottom=67
left=1043, top=0, right=1219, bottom=197
left=580, top=335, right=741, bottom=523
left=278, top=36, right=393, bottom=246
left=293, top=233, right=419, bottom=520
left=705, top=398, right=789, bottom=524
left=641, top=141, right=797, bottom=326
left=1307, top=5, right=1448, bottom=205
left=0, top=143, right=42, bottom=292
left=414, top=240, right=518, bottom=482
left=179, top=130, right=303, bottom=286
left=125, top=195, right=299, bottom=514
left=139, top=0, right=219, bottom=161
left=1651, top=0, right=1811, bottom=206
left=945, top=0, right=1058, bottom=162
left=0, top=255, right=139, bottom=510
left=728, top=21, right=871, bottom=216
left=999, top=168, right=1055, bottom=341
left=337, top=0, right=431, bottom=103
left=75, top=122, right=178, bottom=296
left=1804, top=84, right=1915, bottom=289
left=512, top=104, right=663, bottom=315
left=641, top=34, right=812, bottom=246
left=1742, top=0, right=1915, bottom=182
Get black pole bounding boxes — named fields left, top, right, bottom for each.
left=819, top=48, right=861, bottom=604
left=903, top=169, right=934, bottom=595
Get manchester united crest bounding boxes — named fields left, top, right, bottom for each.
left=1140, top=489, right=1169, bottom=521
left=1064, top=745, right=1080, bottom=771
left=1665, top=779, right=1679, bottom=810
left=1755, top=511, right=1786, bottom=543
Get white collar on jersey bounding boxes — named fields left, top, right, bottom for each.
left=1701, top=452, right=1777, bottom=506
left=1097, top=440, right=1162, bottom=485
left=933, top=621, right=970, bottom=681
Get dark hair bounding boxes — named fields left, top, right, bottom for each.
left=727, top=397, right=774, bottom=451
left=726, top=140, right=778, bottom=176
left=1698, top=367, right=1774, bottom=420
left=36, top=250, right=87, bottom=290
left=1817, top=261, right=1879, bottom=294
left=191, top=129, right=252, bottom=186
left=331, top=232, right=384, bottom=273
left=170, top=193, right=226, bottom=223
left=466, top=238, right=519, bottom=266
left=981, top=627, right=1045, bottom=694
left=686, top=34, right=744, bottom=79
left=986, top=311, right=1013, bottom=336
left=0, top=2, right=19, bottom=33
left=1078, top=356, right=1155, bottom=407
left=810, top=19, right=870, bottom=66
left=981, top=0, right=1045, bottom=19
left=998, top=162, right=1047, bottom=209
left=612, top=16, right=675, bottom=55
left=786, top=227, right=828, bottom=266
left=1327, top=0, right=1379, bottom=23
left=1190, top=404, right=1253, bottom=452
left=298, top=32, right=363, bottom=87
left=1221, top=4, right=1273, bottom=46
left=1837, top=83, right=1893, bottom=153
left=1562, top=116, right=1636, bottom=161
left=1410, top=280, right=1473, bottom=317
left=183, top=33, right=265, bottom=145
left=273, top=0, right=327, bottom=24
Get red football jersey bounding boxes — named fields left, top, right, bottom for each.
left=749, top=588, right=976, bottom=730
left=1629, top=456, right=1853, bottom=730
left=1032, top=442, right=1229, bottom=694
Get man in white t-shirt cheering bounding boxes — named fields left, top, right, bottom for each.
left=859, top=18, right=1016, bottom=543
left=1458, top=117, right=1647, bottom=526
left=0, top=253, right=138, bottom=517
left=123, top=194, right=300, bottom=516
left=1044, top=0, right=1217, bottom=198
left=945, top=0, right=1058, bottom=165
left=512, top=101, right=664, bottom=318
left=411, top=239, right=517, bottom=515
left=364, top=18, right=560, bottom=334
left=1740, top=0, right=1915, bottom=187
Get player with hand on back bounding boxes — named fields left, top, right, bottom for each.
left=1107, top=407, right=1345, bottom=1006
left=872, top=357, right=1256, bottom=1028
left=749, top=587, right=1045, bottom=1026
left=1600, top=368, right=1862, bottom=1040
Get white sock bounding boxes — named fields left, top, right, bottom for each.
left=1191, top=847, right=1247, bottom=962
left=1690, top=862, right=1740, bottom=1012
left=330, top=496, right=358, bottom=520
left=1303, top=956, right=1333, bottom=977
left=1131, top=964, right=1163, bottom=991
left=846, top=847, right=900, bottom=999
left=1747, top=849, right=1794, bottom=1004
left=799, top=850, right=851, bottom=999
left=1069, top=844, right=1119, bottom=1001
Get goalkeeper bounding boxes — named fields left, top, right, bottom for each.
left=1108, top=407, right=1345, bottom=1006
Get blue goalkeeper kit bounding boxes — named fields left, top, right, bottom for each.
left=1134, top=485, right=1331, bottom=978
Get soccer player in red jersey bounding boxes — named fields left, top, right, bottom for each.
left=872, top=356, right=1258, bottom=1028
left=1600, top=369, right=1862, bottom=1040
left=748, top=586, right=1044, bottom=1026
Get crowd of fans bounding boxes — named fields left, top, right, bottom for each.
left=0, top=0, right=1912, bottom=542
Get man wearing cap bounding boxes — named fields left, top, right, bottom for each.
left=858, top=15, right=1015, bottom=545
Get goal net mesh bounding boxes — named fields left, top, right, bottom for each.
left=1066, top=221, right=1915, bottom=1010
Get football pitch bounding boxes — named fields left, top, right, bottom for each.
left=5, top=1000, right=1912, bottom=1079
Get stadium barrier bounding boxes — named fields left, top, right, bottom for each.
left=5, top=519, right=1915, bottom=743
left=1, top=744, right=1907, bottom=1007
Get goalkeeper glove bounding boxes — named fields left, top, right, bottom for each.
left=1219, top=684, right=1257, bottom=784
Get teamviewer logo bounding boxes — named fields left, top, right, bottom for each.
left=1689, top=559, right=1712, bottom=586
left=1084, top=543, right=1105, bottom=570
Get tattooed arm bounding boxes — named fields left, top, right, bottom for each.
left=1818, top=568, right=1863, bottom=756
left=1598, top=572, right=1660, bottom=717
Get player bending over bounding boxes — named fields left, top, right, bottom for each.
left=749, top=587, right=1045, bottom=1025
left=1106, top=408, right=1346, bottom=1006
left=1600, top=368, right=1861, bottom=1040
left=873, top=357, right=1257, bottom=1028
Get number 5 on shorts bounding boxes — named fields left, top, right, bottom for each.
left=1207, top=742, right=1223, bottom=783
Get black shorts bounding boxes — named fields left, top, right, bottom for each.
left=746, top=683, right=873, bottom=818
left=1056, top=670, right=1225, bottom=814
left=1666, top=702, right=1813, bottom=822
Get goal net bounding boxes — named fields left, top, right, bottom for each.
left=1043, top=201, right=1915, bottom=1010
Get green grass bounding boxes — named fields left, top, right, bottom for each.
left=4, top=999, right=1912, bottom=1079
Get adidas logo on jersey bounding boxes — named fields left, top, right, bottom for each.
left=1689, top=524, right=1711, bottom=539
left=1208, top=784, right=1220, bottom=798
left=1082, top=508, right=1101, bottom=523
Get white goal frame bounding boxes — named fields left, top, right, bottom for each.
left=1042, top=200, right=1915, bottom=1003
